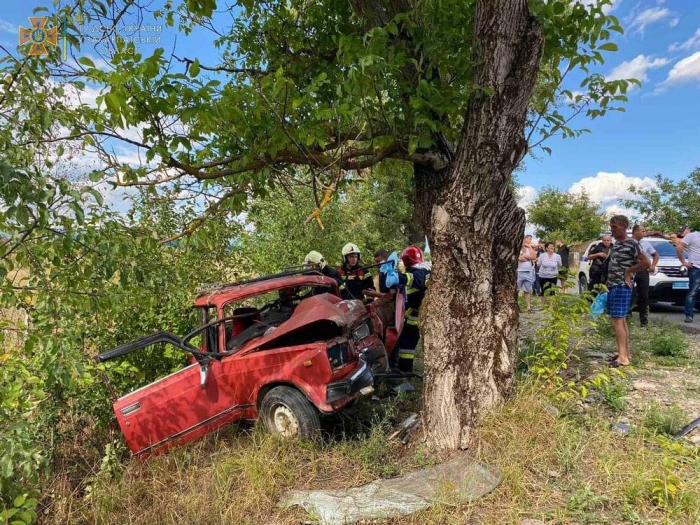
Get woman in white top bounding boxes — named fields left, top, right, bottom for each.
left=537, top=242, right=562, bottom=306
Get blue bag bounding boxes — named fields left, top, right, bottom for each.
left=591, top=292, right=608, bottom=317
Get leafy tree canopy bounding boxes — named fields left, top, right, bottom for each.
left=622, top=168, right=700, bottom=233
left=527, top=186, right=606, bottom=242
left=0, top=0, right=635, bottom=239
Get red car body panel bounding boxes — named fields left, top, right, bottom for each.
left=104, top=274, right=403, bottom=457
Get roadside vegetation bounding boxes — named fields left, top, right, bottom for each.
left=5, top=292, right=694, bottom=524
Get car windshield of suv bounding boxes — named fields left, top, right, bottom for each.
left=650, top=240, right=684, bottom=258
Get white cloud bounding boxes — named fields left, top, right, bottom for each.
left=517, top=185, right=538, bottom=210
left=576, top=0, right=622, bottom=14
left=668, top=28, right=700, bottom=53
left=568, top=171, right=657, bottom=204
left=607, top=54, right=669, bottom=83
left=0, top=19, right=16, bottom=34
left=669, top=18, right=679, bottom=28
left=655, top=51, right=700, bottom=92
left=628, top=7, right=673, bottom=33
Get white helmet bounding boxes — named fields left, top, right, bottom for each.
left=341, top=242, right=361, bottom=261
left=304, top=250, right=326, bottom=269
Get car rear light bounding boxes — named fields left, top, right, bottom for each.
left=327, top=341, right=349, bottom=369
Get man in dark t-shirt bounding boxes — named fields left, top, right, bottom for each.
left=556, top=238, right=570, bottom=291
left=587, top=235, right=612, bottom=291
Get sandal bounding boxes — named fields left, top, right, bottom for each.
left=608, top=360, right=629, bottom=368
left=607, top=354, right=618, bottom=362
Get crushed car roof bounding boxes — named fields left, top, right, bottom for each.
left=193, top=274, right=340, bottom=308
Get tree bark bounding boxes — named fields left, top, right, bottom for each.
left=420, top=0, right=544, bottom=450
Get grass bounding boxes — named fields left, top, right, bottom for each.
left=41, top=381, right=700, bottom=525
left=37, top=314, right=700, bottom=525
left=598, top=378, right=630, bottom=412
left=642, top=403, right=688, bottom=437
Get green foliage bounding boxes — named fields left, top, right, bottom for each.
left=521, top=292, right=592, bottom=391
left=0, top=172, right=250, bottom=511
left=647, top=459, right=684, bottom=510
left=650, top=330, right=688, bottom=358
left=1, top=0, right=634, bottom=239
left=527, top=186, right=607, bottom=242
left=598, top=378, right=629, bottom=412
left=642, top=403, right=686, bottom=437
left=241, top=164, right=413, bottom=272
left=622, top=168, right=700, bottom=233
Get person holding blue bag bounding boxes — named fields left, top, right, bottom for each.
left=380, top=246, right=431, bottom=372
left=606, top=215, right=650, bottom=367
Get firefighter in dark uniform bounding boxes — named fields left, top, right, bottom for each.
left=337, top=243, right=375, bottom=301
left=304, top=251, right=342, bottom=284
left=380, top=246, right=431, bottom=372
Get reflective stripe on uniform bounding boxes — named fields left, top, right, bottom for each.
left=405, top=273, right=414, bottom=287
left=398, top=350, right=414, bottom=359
left=405, top=317, right=419, bottom=326
left=406, top=287, right=419, bottom=294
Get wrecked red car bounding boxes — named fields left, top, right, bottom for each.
left=96, top=270, right=404, bottom=457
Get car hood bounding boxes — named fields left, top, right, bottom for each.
left=241, top=293, right=366, bottom=352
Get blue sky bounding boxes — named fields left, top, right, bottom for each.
left=1, top=0, right=699, bottom=218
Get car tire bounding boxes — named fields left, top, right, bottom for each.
left=260, top=386, right=320, bottom=439
left=578, top=274, right=588, bottom=295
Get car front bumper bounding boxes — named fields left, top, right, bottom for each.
left=649, top=282, right=697, bottom=304
left=326, top=360, right=374, bottom=404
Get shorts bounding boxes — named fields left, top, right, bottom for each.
left=517, top=272, right=534, bottom=293
left=607, top=284, right=633, bottom=318
left=558, top=267, right=569, bottom=279
left=540, top=277, right=558, bottom=295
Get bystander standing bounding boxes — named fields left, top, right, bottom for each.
left=556, top=238, right=570, bottom=291
left=537, top=242, right=561, bottom=306
left=630, top=225, right=658, bottom=327
left=606, top=215, right=650, bottom=367
left=587, top=235, right=612, bottom=293
left=517, top=235, right=538, bottom=313
left=675, top=225, right=700, bottom=323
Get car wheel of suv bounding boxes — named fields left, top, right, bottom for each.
left=260, top=386, right=320, bottom=439
left=578, top=275, right=588, bottom=295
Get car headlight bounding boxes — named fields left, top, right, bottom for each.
left=352, top=322, right=371, bottom=342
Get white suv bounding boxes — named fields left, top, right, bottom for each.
left=578, top=236, right=698, bottom=307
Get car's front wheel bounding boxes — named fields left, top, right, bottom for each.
left=260, top=386, right=320, bottom=439
left=578, top=274, right=588, bottom=295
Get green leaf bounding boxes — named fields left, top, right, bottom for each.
left=598, top=43, right=618, bottom=52
left=189, top=60, right=200, bottom=77
left=78, top=56, right=96, bottom=68
left=104, top=93, right=121, bottom=113
left=408, top=136, right=419, bottom=155
left=13, top=494, right=26, bottom=508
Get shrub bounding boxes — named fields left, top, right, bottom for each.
left=598, top=379, right=629, bottom=412
left=650, top=331, right=688, bottom=358
left=642, top=403, right=687, bottom=437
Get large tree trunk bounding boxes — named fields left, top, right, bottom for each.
left=419, top=0, right=544, bottom=450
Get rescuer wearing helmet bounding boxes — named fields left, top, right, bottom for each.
left=304, top=250, right=343, bottom=287
left=380, top=245, right=431, bottom=372
left=337, top=243, right=375, bottom=301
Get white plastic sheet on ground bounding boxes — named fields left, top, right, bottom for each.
left=280, top=454, right=502, bottom=525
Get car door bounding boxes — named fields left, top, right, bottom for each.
left=111, top=324, right=246, bottom=457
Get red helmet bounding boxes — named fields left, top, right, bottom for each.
left=401, top=246, right=424, bottom=267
